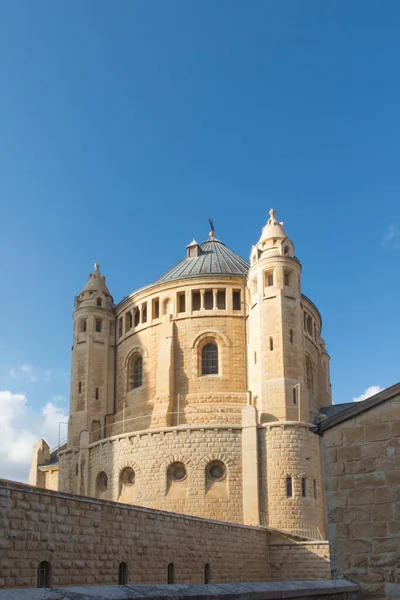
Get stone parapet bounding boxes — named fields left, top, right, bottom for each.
left=0, top=581, right=359, bottom=599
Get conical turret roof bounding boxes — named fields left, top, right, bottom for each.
left=157, top=237, right=249, bottom=283
left=80, top=264, right=112, bottom=296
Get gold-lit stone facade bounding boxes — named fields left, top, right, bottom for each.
left=30, top=210, right=332, bottom=537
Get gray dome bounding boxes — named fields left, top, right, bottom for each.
left=156, top=238, right=249, bottom=283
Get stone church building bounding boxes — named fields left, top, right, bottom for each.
left=30, top=209, right=332, bottom=537
left=17, top=210, right=400, bottom=598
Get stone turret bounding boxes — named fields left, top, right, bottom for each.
left=247, top=210, right=326, bottom=535
left=248, top=209, right=305, bottom=422
left=67, top=264, right=116, bottom=471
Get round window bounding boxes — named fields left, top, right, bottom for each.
left=207, top=461, right=226, bottom=482
left=96, top=471, right=108, bottom=492
left=120, top=467, right=135, bottom=486
left=170, top=462, right=187, bottom=482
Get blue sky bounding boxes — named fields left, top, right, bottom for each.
left=1, top=1, right=400, bottom=480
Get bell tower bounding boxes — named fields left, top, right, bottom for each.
left=68, top=264, right=116, bottom=449
left=247, top=209, right=306, bottom=422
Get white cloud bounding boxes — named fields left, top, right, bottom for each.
left=7, top=364, right=51, bottom=384
left=0, top=390, right=68, bottom=483
left=382, top=225, right=400, bottom=250
left=352, top=385, right=383, bottom=403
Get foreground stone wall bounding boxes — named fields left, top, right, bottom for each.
left=269, top=542, right=331, bottom=581
left=0, top=479, right=330, bottom=589
left=323, top=393, right=400, bottom=599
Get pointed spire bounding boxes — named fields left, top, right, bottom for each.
left=257, top=208, right=287, bottom=244
left=80, top=263, right=112, bottom=296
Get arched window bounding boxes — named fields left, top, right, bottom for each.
left=96, top=471, right=108, bottom=493
left=37, top=561, right=51, bottom=588
left=202, top=343, right=218, bottom=375
left=306, top=356, right=314, bottom=393
left=167, top=562, right=175, bottom=584
left=118, top=562, right=128, bottom=585
left=128, top=354, right=143, bottom=390
left=204, top=563, right=211, bottom=584
left=133, top=356, right=142, bottom=388
left=97, top=298, right=102, bottom=307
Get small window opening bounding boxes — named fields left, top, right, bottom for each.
left=307, top=315, right=313, bottom=335
left=153, top=298, right=160, bottom=319
left=284, top=271, right=291, bottom=286
left=202, top=343, right=218, bottom=375
left=167, top=563, right=175, bottom=584
left=118, top=317, right=123, bottom=338
left=118, top=562, right=128, bottom=585
left=293, top=386, right=297, bottom=405
left=78, top=381, right=82, bottom=394
left=95, top=318, right=102, bottom=333
left=269, top=337, right=273, bottom=351
left=284, top=245, right=289, bottom=256
left=192, top=291, right=201, bottom=311
left=286, top=476, right=293, bottom=498
left=254, top=351, right=257, bottom=364
left=110, top=320, right=115, bottom=336
left=37, top=561, right=51, bottom=588
left=204, top=564, right=211, bottom=584
left=126, top=312, right=132, bottom=332
left=217, top=290, right=226, bottom=309
left=267, top=273, right=274, bottom=287
left=95, top=387, right=99, bottom=400
left=133, top=356, right=142, bottom=389
left=76, top=463, right=78, bottom=476
left=233, top=290, right=241, bottom=310
left=302, top=478, right=307, bottom=498
left=80, top=319, right=87, bottom=333
left=290, top=329, right=294, bottom=344
left=178, top=292, right=186, bottom=313
left=204, top=290, right=213, bottom=310
left=142, top=304, right=147, bottom=323
left=303, top=312, right=307, bottom=331
left=313, top=479, right=317, bottom=499
left=314, top=322, right=317, bottom=340
left=97, top=298, right=102, bottom=307
left=134, top=308, right=140, bottom=327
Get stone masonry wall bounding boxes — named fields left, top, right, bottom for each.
left=263, top=424, right=326, bottom=535
left=59, top=426, right=244, bottom=523
left=323, top=394, right=400, bottom=599
left=269, top=542, right=331, bottom=581
left=0, top=479, right=331, bottom=589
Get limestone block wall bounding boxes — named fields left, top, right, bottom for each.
left=59, top=426, right=244, bottom=523
left=109, top=277, right=247, bottom=437
left=269, top=542, right=331, bottom=581
left=323, top=395, right=400, bottom=600
left=0, top=479, right=332, bottom=589
left=262, top=423, right=326, bottom=536
left=0, top=479, right=268, bottom=589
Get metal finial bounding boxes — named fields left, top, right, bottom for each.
left=209, top=218, right=215, bottom=238
left=94, top=263, right=100, bottom=274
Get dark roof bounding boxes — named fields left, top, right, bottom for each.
left=156, top=238, right=249, bottom=283
left=318, top=382, right=400, bottom=433
left=319, top=403, right=354, bottom=419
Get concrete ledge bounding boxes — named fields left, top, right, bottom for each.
left=0, top=581, right=360, bottom=600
